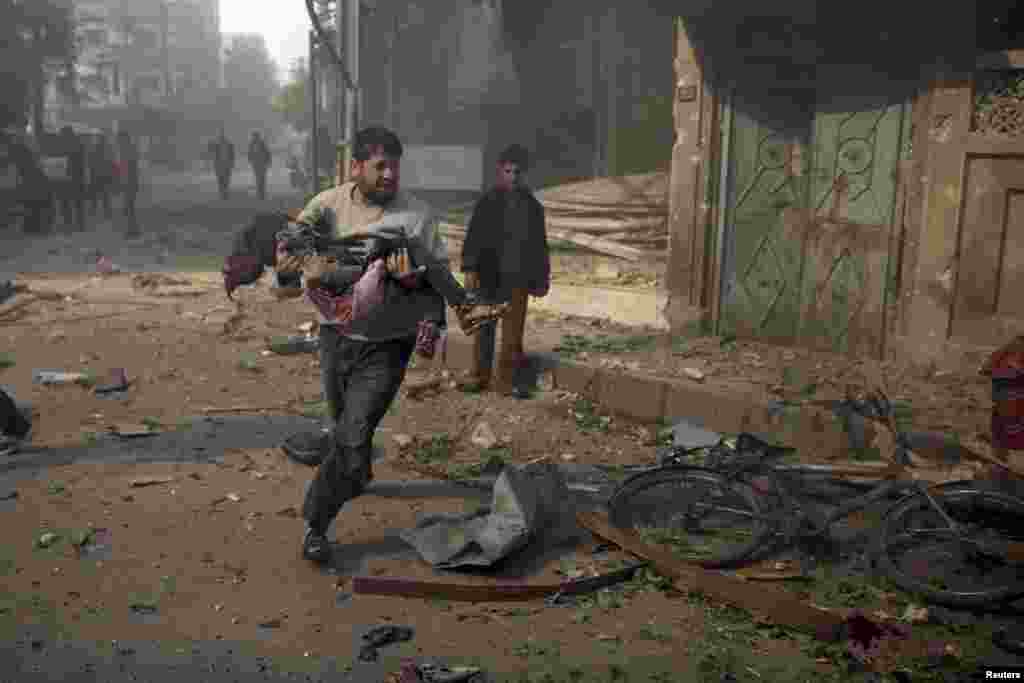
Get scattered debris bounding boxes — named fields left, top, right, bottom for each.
left=901, top=604, right=929, bottom=624
left=268, top=335, right=318, bottom=355
left=400, top=462, right=577, bottom=569
left=226, top=493, right=242, bottom=503
left=256, top=617, right=283, bottom=629
left=298, top=321, right=315, bottom=333
left=96, top=256, right=120, bottom=275
left=358, top=624, right=415, bottom=662
left=35, top=532, right=61, bottom=549
left=469, top=422, right=498, bottom=450
left=131, top=274, right=191, bottom=291
left=129, top=477, right=174, bottom=488
left=94, top=368, right=130, bottom=395
left=577, top=510, right=846, bottom=639
left=33, top=370, right=87, bottom=386
left=682, top=367, right=706, bottom=382
left=112, top=425, right=160, bottom=439
left=560, top=453, right=577, bottom=462
left=392, top=662, right=484, bottom=683
left=405, top=375, right=445, bottom=399
left=353, top=562, right=646, bottom=603
left=393, top=434, right=414, bottom=449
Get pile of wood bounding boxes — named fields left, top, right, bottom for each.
left=441, top=172, right=669, bottom=263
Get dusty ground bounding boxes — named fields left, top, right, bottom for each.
left=0, top=270, right=1016, bottom=681
left=0, top=163, right=1016, bottom=679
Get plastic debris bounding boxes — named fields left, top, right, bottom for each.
left=358, top=624, right=415, bottom=662
left=94, top=368, right=129, bottom=394
left=33, top=370, right=87, bottom=386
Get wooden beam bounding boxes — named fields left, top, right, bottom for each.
left=576, top=510, right=846, bottom=639
left=351, top=562, right=647, bottom=602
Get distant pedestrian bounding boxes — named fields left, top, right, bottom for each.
left=459, top=144, right=550, bottom=395
left=89, top=132, right=115, bottom=220
left=212, top=131, right=235, bottom=199
left=116, top=130, right=140, bottom=235
left=58, top=126, right=87, bottom=233
left=248, top=131, right=272, bottom=200
left=1, top=128, right=53, bottom=235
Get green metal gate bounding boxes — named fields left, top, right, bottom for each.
left=714, top=88, right=910, bottom=356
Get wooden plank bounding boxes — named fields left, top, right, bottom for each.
left=576, top=510, right=846, bottom=639
left=351, top=562, right=647, bottom=603
left=440, top=221, right=643, bottom=262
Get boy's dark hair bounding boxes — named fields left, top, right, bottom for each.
left=353, top=126, right=403, bottom=161
left=498, top=144, right=530, bottom=170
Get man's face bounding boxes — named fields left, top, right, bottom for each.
left=496, top=161, right=523, bottom=190
left=352, top=146, right=400, bottom=205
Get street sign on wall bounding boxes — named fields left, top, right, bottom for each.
left=400, top=145, right=483, bottom=191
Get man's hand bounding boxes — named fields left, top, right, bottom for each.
left=276, top=253, right=307, bottom=275
left=464, top=271, right=480, bottom=290
left=303, top=255, right=335, bottom=289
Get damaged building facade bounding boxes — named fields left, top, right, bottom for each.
left=663, top=1, right=1024, bottom=365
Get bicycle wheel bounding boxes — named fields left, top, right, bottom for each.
left=876, top=484, right=1024, bottom=608
left=608, top=467, right=774, bottom=568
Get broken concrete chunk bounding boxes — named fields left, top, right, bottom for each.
left=469, top=422, right=498, bottom=450
left=682, top=367, right=705, bottom=382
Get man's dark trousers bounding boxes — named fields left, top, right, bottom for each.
left=302, top=325, right=414, bottom=533
left=217, top=172, right=231, bottom=199
left=255, top=168, right=268, bottom=199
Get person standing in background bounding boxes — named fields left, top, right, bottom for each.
left=212, top=130, right=235, bottom=200
left=116, top=130, right=140, bottom=236
left=248, top=131, right=272, bottom=200
left=459, top=144, right=550, bottom=395
left=58, top=126, right=87, bottom=233
left=89, top=131, right=115, bottom=221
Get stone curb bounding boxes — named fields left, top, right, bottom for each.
left=443, top=334, right=858, bottom=457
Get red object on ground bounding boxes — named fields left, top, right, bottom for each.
left=986, top=337, right=1024, bottom=450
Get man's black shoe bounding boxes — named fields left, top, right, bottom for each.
left=281, top=430, right=329, bottom=467
left=302, top=527, right=331, bottom=563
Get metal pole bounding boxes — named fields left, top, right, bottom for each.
left=339, top=0, right=359, bottom=183
left=309, top=30, right=319, bottom=194
left=335, top=0, right=346, bottom=184
left=349, top=0, right=360, bottom=131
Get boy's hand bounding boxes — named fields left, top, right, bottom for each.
left=385, top=247, right=413, bottom=278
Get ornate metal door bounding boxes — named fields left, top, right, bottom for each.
left=715, top=90, right=909, bottom=356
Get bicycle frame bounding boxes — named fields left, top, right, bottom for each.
left=719, top=461, right=965, bottom=540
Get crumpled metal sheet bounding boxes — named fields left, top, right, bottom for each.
left=400, top=462, right=578, bottom=569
